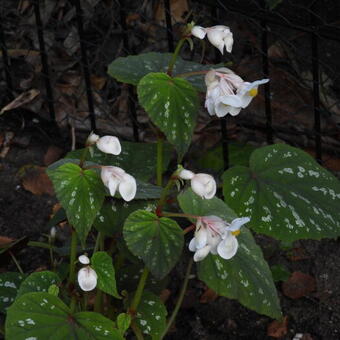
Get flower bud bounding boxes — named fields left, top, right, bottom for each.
left=50, top=226, right=57, bottom=239
left=191, top=26, right=206, bottom=39
left=191, top=173, right=216, bottom=199
left=86, top=132, right=100, bottom=146
left=77, top=267, right=98, bottom=291
left=78, top=254, right=90, bottom=265
left=96, top=136, right=121, bottom=155
left=179, top=169, right=195, bottom=180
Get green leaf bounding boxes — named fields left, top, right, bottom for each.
left=270, top=265, right=291, bottom=282
left=123, top=210, right=184, bottom=279
left=91, top=251, right=120, bottom=298
left=48, top=284, right=60, bottom=296
left=266, top=0, right=283, bottom=10
left=5, top=292, right=124, bottom=340
left=47, top=163, right=106, bottom=245
left=67, top=141, right=173, bottom=182
left=17, top=271, right=61, bottom=298
left=136, top=291, right=167, bottom=340
left=94, top=200, right=157, bottom=236
left=108, top=52, right=222, bottom=91
left=196, top=143, right=256, bottom=173
left=116, top=313, right=131, bottom=336
left=223, top=144, right=340, bottom=242
left=198, top=228, right=281, bottom=319
left=137, top=72, right=199, bottom=159
left=0, top=272, right=25, bottom=313
left=178, top=188, right=237, bottom=222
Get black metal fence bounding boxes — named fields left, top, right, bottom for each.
left=1, top=0, right=340, bottom=169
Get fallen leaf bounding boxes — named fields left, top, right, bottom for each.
left=44, top=145, right=64, bottom=166
left=0, top=132, right=15, bottom=158
left=0, top=89, right=40, bottom=115
left=154, top=0, right=189, bottom=23
left=267, top=316, right=288, bottom=338
left=282, top=271, right=316, bottom=299
left=0, top=236, right=15, bottom=247
left=200, top=287, right=218, bottom=303
left=21, top=166, right=54, bottom=196
left=160, top=288, right=171, bottom=303
left=287, top=247, right=310, bottom=261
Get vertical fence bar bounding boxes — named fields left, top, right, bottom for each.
left=33, top=0, right=55, bottom=121
left=74, top=0, right=96, bottom=132
left=310, top=7, right=322, bottom=163
left=0, top=19, right=13, bottom=100
left=260, top=0, right=273, bottom=144
left=119, top=1, right=139, bottom=142
left=164, top=0, right=174, bottom=52
left=212, top=6, right=229, bottom=170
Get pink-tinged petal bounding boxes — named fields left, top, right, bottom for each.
left=77, top=267, right=98, bottom=291
left=193, top=245, right=211, bottom=262
left=228, top=217, right=250, bottom=231
left=119, top=173, right=137, bottom=202
left=96, top=136, right=122, bottom=155
left=191, top=26, right=206, bottom=39
left=217, top=235, right=238, bottom=260
left=188, top=237, right=197, bottom=252
left=179, top=169, right=195, bottom=180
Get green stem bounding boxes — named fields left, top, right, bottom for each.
left=131, top=321, right=144, bottom=340
left=175, top=70, right=209, bottom=79
left=93, top=232, right=104, bottom=255
left=94, top=290, right=103, bottom=313
left=9, top=251, right=24, bottom=275
left=68, top=229, right=78, bottom=287
left=160, top=258, right=193, bottom=339
left=79, top=147, right=89, bottom=168
left=167, top=38, right=186, bottom=76
left=161, top=211, right=199, bottom=220
left=129, top=267, right=149, bottom=314
left=28, top=241, right=57, bottom=251
left=49, top=237, right=55, bottom=271
left=157, top=136, right=164, bottom=187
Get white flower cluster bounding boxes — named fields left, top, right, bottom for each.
left=77, top=255, right=97, bottom=291
left=87, top=133, right=137, bottom=202
left=179, top=169, right=216, bottom=199
left=189, top=216, right=250, bottom=262
left=191, top=24, right=269, bottom=118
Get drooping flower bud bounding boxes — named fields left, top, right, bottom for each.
left=77, top=267, right=98, bottom=292
left=86, top=132, right=100, bottom=146
left=78, top=254, right=90, bottom=265
left=190, top=173, right=216, bottom=199
left=96, top=136, right=121, bottom=155
left=178, top=169, right=195, bottom=180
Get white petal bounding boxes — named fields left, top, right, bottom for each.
left=217, top=235, right=238, bottom=260
left=188, top=237, right=197, bottom=252
left=78, top=255, right=90, bottom=265
left=96, top=136, right=121, bottom=155
left=215, top=102, right=231, bottom=118
left=191, top=26, right=206, bottom=39
left=223, top=32, right=233, bottom=53
left=108, top=177, right=120, bottom=197
left=179, top=169, right=195, bottom=180
left=207, top=232, right=222, bottom=254
left=193, top=245, right=211, bottom=262
left=219, top=95, right=243, bottom=107
left=207, top=30, right=225, bottom=52
left=100, top=166, right=113, bottom=186
left=191, top=174, right=216, bottom=199
left=77, top=267, right=98, bottom=291
left=195, top=226, right=208, bottom=249
left=119, top=173, right=137, bottom=202
left=205, top=70, right=217, bottom=86
left=228, top=217, right=250, bottom=231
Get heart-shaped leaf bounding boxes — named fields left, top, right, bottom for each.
left=47, top=163, right=106, bottom=245
left=17, top=271, right=61, bottom=297
left=135, top=290, right=167, bottom=340
left=0, top=272, right=25, bottom=313
left=108, top=52, right=222, bottom=91
left=138, top=72, right=199, bottom=159
left=123, top=210, right=184, bottom=279
left=91, top=251, right=120, bottom=298
left=223, top=144, right=340, bottom=242
left=6, top=292, right=124, bottom=340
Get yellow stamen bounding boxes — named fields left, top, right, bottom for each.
left=231, top=230, right=240, bottom=236
left=248, top=88, right=258, bottom=97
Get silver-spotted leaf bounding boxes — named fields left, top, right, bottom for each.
left=91, top=251, right=120, bottom=298
left=137, top=72, right=198, bottom=159
left=123, top=210, right=184, bottom=279
left=5, top=292, right=124, bottom=340
left=223, top=144, right=340, bottom=241
left=47, top=163, right=106, bottom=245
left=0, top=272, right=25, bottom=313
left=136, top=290, right=167, bottom=340
left=198, top=228, right=281, bottom=319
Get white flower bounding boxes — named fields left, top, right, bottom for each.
left=50, top=226, right=57, bottom=239
left=101, top=166, right=136, bottom=202
left=96, top=135, right=121, bottom=155
left=77, top=266, right=98, bottom=291
left=204, top=68, right=269, bottom=117
left=191, top=173, right=216, bottom=199
left=189, top=216, right=226, bottom=262
left=191, top=25, right=233, bottom=54
left=86, top=132, right=100, bottom=146
left=78, top=254, right=90, bottom=265
left=217, top=217, right=250, bottom=260
left=178, top=169, right=195, bottom=180
left=189, top=216, right=250, bottom=262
